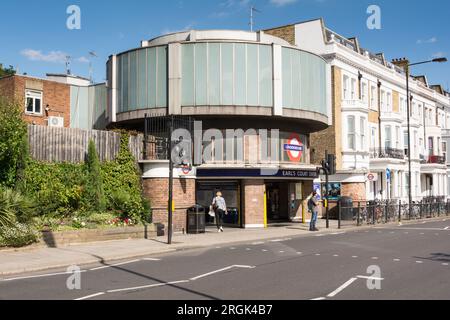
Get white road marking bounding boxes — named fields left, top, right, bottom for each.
left=331, top=232, right=345, bottom=235
left=333, top=254, right=339, bottom=257
left=444, top=227, right=449, bottom=230
left=269, top=239, right=284, bottom=242
left=297, top=252, right=303, bottom=255
left=90, top=259, right=141, bottom=271
left=3, top=270, right=87, bottom=282
left=262, top=249, right=268, bottom=252
left=393, top=259, right=401, bottom=262
left=416, top=261, right=424, bottom=264
left=189, top=265, right=255, bottom=281
left=327, top=278, right=358, bottom=298
left=442, top=263, right=449, bottom=266
left=143, top=258, right=161, bottom=261
left=75, top=292, right=105, bottom=300
left=315, top=254, right=321, bottom=256
left=230, top=247, right=236, bottom=250
left=371, top=257, right=379, bottom=260
left=352, top=256, right=358, bottom=258
left=252, top=242, right=265, bottom=245
left=315, top=234, right=325, bottom=237
left=246, top=248, right=251, bottom=251
left=311, top=297, right=326, bottom=301
left=357, top=276, right=384, bottom=281
left=215, top=247, right=222, bottom=249
left=107, top=280, right=189, bottom=293
left=279, top=251, right=285, bottom=253
left=420, top=233, right=425, bottom=235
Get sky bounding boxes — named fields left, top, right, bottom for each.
left=1, top=0, right=449, bottom=88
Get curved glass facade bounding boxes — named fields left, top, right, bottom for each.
left=181, top=42, right=273, bottom=107
left=116, top=46, right=167, bottom=113
left=282, top=47, right=327, bottom=115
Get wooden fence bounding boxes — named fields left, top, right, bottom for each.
left=28, top=125, right=144, bottom=163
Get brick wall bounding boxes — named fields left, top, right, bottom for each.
left=310, top=66, right=342, bottom=168
left=264, top=25, right=296, bottom=45
left=341, top=182, right=366, bottom=201
left=142, top=178, right=196, bottom=232
left=0, top=75, right=71, bottom=127
left=242, top=180, right=265, bottom=227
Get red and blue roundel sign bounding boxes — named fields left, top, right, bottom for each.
left=284, top=134, right=304, bottom=162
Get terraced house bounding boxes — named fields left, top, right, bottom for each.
left=265, top=18, right=450, bottom=203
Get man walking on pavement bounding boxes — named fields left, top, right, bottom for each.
left=308, top=190, right=319, bottom=232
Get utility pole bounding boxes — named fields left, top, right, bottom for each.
left=168, top=115, right=174, bottom=245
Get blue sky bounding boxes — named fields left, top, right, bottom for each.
left=1, top=0, right=449, bottom=88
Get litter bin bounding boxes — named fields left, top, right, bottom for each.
left=339, top=197, right=354, bottom=221
left=187, top=205, right=206, bottom=234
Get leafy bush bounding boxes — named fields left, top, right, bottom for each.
left=0, top=97, right=29, bottom=188
left=84, top=140, right=106, bottom=212
left=0, top=223, right=38, bottom=248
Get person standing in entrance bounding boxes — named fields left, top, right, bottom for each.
left=308, top=190, right=319, bottom=232
left=212, top=191, right=227, bottom=232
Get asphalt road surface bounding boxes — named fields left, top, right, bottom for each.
left=1, top=219, right=449, bottom=300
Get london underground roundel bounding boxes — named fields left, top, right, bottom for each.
left=284, top=134, right=304, bottom=162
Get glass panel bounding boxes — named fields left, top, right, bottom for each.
left=122, top=53, right=129, bottom=112
left=26, top=97, right=33, bottom=112
left=282, top=48, right=292, bottom=108
left=137, top=49, right=147, bottom=109
left=34, top=98, right=41, bottom=114
left=147, top=48, right=157, bottom=108
left=234, top=43, right=246, bottom=106
left=208, top=43, right=221, bottom=106
left=129, top=50, right=137, bottom=110
left=246, top=44, right=258, bottom=106
left=116, top=55, right=122, bottom=113
left=291, top=49, right=301, bottom=108
left=182, top=44, right=195, bottom=106
left=195, top=43, right=207, bottom=105
left=259, top=45, right=273, bottom=107
left=156, top=46, right=167, bottom=107
left=221, top=43, right=234, bottom=105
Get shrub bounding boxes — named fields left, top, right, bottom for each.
left=0, top=96, right=29, bottom=188
left=0, top=223, right=38, bottom=248
left=83, top=140, right=106, bottom=212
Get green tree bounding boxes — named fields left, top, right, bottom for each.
left=0, top=64, right=16, bottom=77
left=0, top=96, right=29, bottom=188
left=84, top=140, right=106, bottom=212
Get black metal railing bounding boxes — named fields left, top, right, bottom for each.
left=370, top=148, right=405, bottom=160
left=143, top=114, right=194, bottom=161
left=335, top=197, right=450, bottom=228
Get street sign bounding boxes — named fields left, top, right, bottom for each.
left=386, top=169, right=391, bottom=182
left=367, top=172, right=378, bottom=182
left=284, top=134, right=304, bottom=162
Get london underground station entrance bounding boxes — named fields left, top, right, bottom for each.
left=196, top=168, right=317, bottom=229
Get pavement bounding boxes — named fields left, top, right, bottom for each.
left=0, top=218, right=449, bottom=300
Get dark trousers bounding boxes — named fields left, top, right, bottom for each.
left=215, top=209, right=225, bottom=229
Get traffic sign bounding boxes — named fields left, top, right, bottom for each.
left=386, top=169, right=391, bottom=182
left=367, top=173, right=378, bottom=182
left=284, top=134, right=304, bottom=162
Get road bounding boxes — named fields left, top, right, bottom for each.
left=0, top=219, right=449, bottom=300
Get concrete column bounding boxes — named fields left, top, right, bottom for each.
left=168, top=43, right=182, bottom=115
left=272, top=45, right=283, bottom=116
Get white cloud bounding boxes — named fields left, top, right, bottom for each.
left=432, top=52, right=446, bottom=59
left=270, top=0, right=298, bottom=7
left=20, top=49, right=68, bottom=63
left=77, top=56, right=90, bottom=63
left=417, top=36, right=437, bottom=44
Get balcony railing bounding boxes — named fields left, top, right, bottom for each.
left=427, top=155, right=446, bottom=165
left=370, top=148, right=405, bottom=160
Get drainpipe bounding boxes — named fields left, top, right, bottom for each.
left=377, top=80, right=382, bottom=156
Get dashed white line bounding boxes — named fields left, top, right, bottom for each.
left=352, top=256, right=358, bottom=258
left=393, top=259, right=401, bottom=262
left=262, top=249, right=268, bottom=252
left=75, top=292, right=105, bottom=300
left=327, top=278, right=358, bottom=298
left=333, top=254, right=339, bottom=257
left=143, top=258, right=161, bottom=261
left=297, top=252, right=303, bottom=255
left=90, top=259, right=141, bottom=271
left=444, top=227, right=449, bottom=230
left=315, top=254, right=321, bottom=256
left=189, top=265, right=255, bottom=281
left=311, top=297, right=326, bottom=301
left=371, top=257, right=379, bottom=260
left=3, top=270, right=87, bottom=282
left=416, top=261, right=424, bottom=264
left=442, top=263, right=449, bottom=266
left=279, top=251, right=285, bottom=253
left=252, top=242, right=265, bottom=245
left=107, top=280, right=189, bottom=293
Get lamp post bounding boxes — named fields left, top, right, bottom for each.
left=401, top=57, right=447, bottom=219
